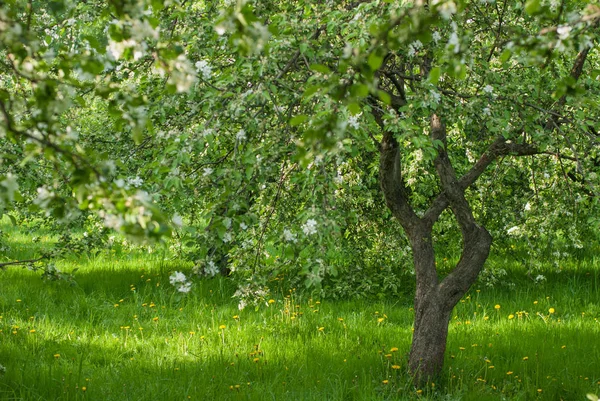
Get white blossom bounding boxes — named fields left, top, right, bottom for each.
left=556, top=25, right=571, bottom=41
left=432, top=31, right=442, bottom=43
left=448, top=31, right=460, bottom=53
left=283, top=229, right=297, bottom=242
left=524, top=202, right=531, bottom=211
left=407, top=40, right=423, bottom=57
left=482, top=107, right=491, bottom=116
left=203, top=167, right=213, bottom=177
left=195, top=60, right=212, bottom=80
left=178, top=282, right=192, bottom=293
left=172, top=214, right=183, bottom=227
left=205, top=260, right=220, bottom=276
left=347, top=114, right=360, bottom=129
left=436, top=0, right=457, bottom=20
left=302, top=219, right=318, bottom=236
left=507, top=226, right=520, bottom=236
left=170, top=271, right=187, bottom=285
left=223, top=232, right=233, bottom=243
left=240, top=222, right=248, bottom=230
left=483, top=84, right=494, bottom=94
left=430, top=90, right=441, bottom=104
left=128, top=176, right=143, bottom=188
left=236, top=129, right=247, bottom=141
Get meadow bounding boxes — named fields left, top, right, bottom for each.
left=1, top=220, right=599, bottom=400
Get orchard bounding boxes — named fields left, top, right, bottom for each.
left=1, top=1, right=600, bottom=399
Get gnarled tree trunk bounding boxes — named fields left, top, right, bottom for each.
left=374, top=43, right=590, bottom=385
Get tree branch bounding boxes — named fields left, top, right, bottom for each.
left=0, top=257, right=45, bottom=269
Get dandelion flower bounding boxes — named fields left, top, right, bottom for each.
left=390, top=347, right=398, bottom=352
left=392, top=365, right=400, bottom=370
left=549, top=308, right=555, bottom=314
left=494, top=304, right=501, bottom=310
left=508, top=314, right=515, bottom=319
left=382, top=380, right=389, bottom=384
left=219, top=325, right=226, bottom=329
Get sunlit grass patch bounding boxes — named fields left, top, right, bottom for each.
left=1, top=221, right=599, bottom=400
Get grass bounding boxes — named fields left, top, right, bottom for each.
left=1, top=220, right=600, bottom=400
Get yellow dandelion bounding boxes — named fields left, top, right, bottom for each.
left=489, top=365, right=495, bottom=369
left=318, top=327, right=325, bottom=332
left=416, top=389, right=423, bottom=395
left=534, top=300, right=538, bottom=304
left=29, top=329, right=36, bottom=333
left=537, top=389, right=542, bottom=393
left=152, top=317, right=159, bottom=322
left=561, top=345, right=566, bottom=349
left=53, top=354, right=60, bottom=358
left=522, top=356, right=528, bottom=361
left=219, top=325, right=226, bottom=329
left=390, top=347, right=399, bottom=352
left=268, top=299, right=275, bottom=304
left=484, top=316, right=489, bottom=320
left=549, top=308, right=555, bottom=314
left=494, top=304, right=500, bottom=310
left=391, top=365, right=400, bottom=370
left=82, top=387, right=87, bottom=392
left=114, top=304, right=119, bottom=307
left=382, top=380, right=389, bottom=384
left=233, top=315, right=239, bottom=320
left=253, top=358, right=259, bottom=363
left=508, top=314, right=515, bottom=319
left=377, top=318, right=384, bottom=323
left=506, top=371, right=513, bottom=375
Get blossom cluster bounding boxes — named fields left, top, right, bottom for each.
left=169, top=271, right=192, bottom=293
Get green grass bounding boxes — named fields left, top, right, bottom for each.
left=1, top=221, right=600, bottom=400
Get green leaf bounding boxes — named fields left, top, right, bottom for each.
left=303, top=85, right=321, bottom=98
left=310, top=64, right=331, bottom=74
left=377, top=90, right=391, bottom=105
left=350, top=84, right=370, bottom=98
left=500, top=49, right=512, bottom=63
left=368, top=52, right=384, bottom=71
left=290, top=115, right=308, bottom=126
left=525, top=0, right=542, bottom=15
left=348, top=102, right=361, bottom=115
left=428, top=67, right=441, bottom=84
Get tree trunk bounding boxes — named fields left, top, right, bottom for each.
left=409, top=287, right=452, bottom=380
left=406, top=223, right=492, bottom=383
